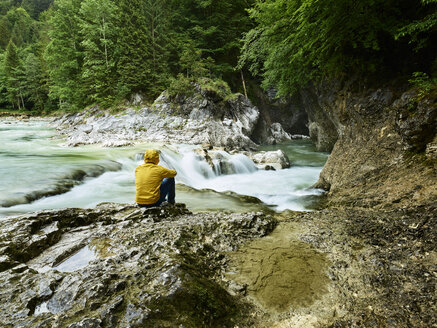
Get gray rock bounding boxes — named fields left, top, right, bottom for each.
left=0, top=203, right=276, bottom=327
left=394, top=91, right=437, bottom=152
left=312, top=84, right=437, bottom=209
left=67, top=318, right=102, bottom=328
left=54, top=86, right=261, bottom=150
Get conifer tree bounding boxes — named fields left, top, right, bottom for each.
left=23, top=52, right=48, bottom=111
left=79, top=0, right=118, bottom=106
left=0, top=16, right=11, bottom=49
left=0, top=53, right=9, bottom=108
left=116, top=0, right=153, bottom=99
left=7, top=7, right=35, bottom=47
left=4, top=40, right=25, bottom=109
left=143, top=0, right=172, bottom=95
left=45, top=0, right=84, bottom=110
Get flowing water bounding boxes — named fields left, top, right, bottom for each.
left=0, top=120, right=328, bottom=218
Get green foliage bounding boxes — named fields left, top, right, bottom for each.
left=167, top=74, right=196, bottom=98
left=23, top=52, right=49, bottom=111
left=0, top=7, right=37, bottom=50
left=198, top=77, right=233, bottom=100
left=167, top=74, right=234, bottom=101
left=79, top=0, right=118, bottom=106
left=396, top=0, right=437, bottom=50
left=240, top=0, right=437, bottom=96
left=179, top=41, right=214, bottom=79
left=0, top=53, right=9, bottom=108
left=21, top=0, right=54, bottom=19
left=169, top=0, right=254, bottom=79
left=44, top=0, right=85, bottom=111
left=409, top=72, right=437, bottom=99
left=0, top=0, right=253, bottom=112
left=4, top=40, right=25, bottom=109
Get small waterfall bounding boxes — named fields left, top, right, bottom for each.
left=149, top=148, right=258, bottom=189
left=136, top=147, right=258, bottom=184
left=0, top=120, right=327, bottom=216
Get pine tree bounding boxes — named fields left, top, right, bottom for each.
left=3, top=40, right=25, bottom=109
left=0, top=16, right=11, bottom=50
left=7, top=7, right=35, bottom=47
left=79, top=0, right=118, bottom=106
left=115, top=0, right=154, bottom=99
left=143, top=0, right=172, bottom=95
left=23, top=52, right=49, bottom=111
left=169, top=0, right=254, bottom=78
left=44, top=0, right=84, bottom=110
left=0, top=53, right=9, bottom=108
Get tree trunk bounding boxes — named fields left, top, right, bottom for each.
left=102, top=17, right=109, bottom=68
left=240, top=70, right=248, bottom=98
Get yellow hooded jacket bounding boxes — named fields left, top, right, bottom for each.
left=135, top=149, right=177, bottom=205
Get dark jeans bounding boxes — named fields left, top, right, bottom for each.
left=138, top=178, right=175, bottom=208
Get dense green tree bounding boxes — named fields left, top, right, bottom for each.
left=44, top=0, right=84, bottom=110
left=79, top=0, right=118, bottom=105
left=0, top=1, right=14, bottom=15
left=7, top=7, right=35, bottom=47
left=115, top=0, right=154, bottom=98
left=0, top=7, right=36, bottom=50
left=3, top=40, right=25, bottom=109
left=0, top=0, right=255, bottom=111
left=21, top=0, right=53, bottom=19
left=240, top=0, right=437, bottom=96
left=142, top=0, right=174, bottom=94
left=23, top=52, right=48, bottom=111
left=0, top=16, right=12, bottom=49
left=179, top=40, right=213, bottom=79
left=169, top=0, right=254, bottom=78
left=0, top=53, right=9, bottom=108
left=396, top=0, right=437, bottom=51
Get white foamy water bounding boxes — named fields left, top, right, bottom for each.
left=0, top=120, right=328, bottom=217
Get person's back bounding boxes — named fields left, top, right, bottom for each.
left=135, top=149, right=177, bottom=206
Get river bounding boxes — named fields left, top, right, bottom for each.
left=0, top=119, right=328, bottom=218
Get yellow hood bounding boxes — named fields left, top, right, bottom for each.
left=144, top=149, right=159, bottom=164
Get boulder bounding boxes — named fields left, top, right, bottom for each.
left=249, top=150, right=291, bottom=170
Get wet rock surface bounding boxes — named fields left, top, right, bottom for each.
left=190, top=146, right=291, bottom=174
left=249, top=85, right=310, bottom=145
left=0, top=203, right=277, bottom=327
left=246, top=205, right=436, bottom=327
left=2, top=201, right=434, bottom=327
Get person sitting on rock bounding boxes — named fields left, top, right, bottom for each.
left=135, top=149, right=177, bottom=207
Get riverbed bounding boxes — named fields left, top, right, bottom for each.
left=0, top=119, right=328, bottom=218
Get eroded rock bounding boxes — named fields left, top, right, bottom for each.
left=0, top=203, right=276, bottom=327
left=54, top=86, right=261, bottom=150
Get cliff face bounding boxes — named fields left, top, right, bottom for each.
left=307, top=83, right=437, bottom=208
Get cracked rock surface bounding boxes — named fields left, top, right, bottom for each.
left=0, top=203, right=276, bottom=328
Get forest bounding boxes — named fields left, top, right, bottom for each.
left=0, top=0, right=436, bottom=113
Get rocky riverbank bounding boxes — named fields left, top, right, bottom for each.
left=53, top=86, right=296, bottom=150
left=1, top=202, right=435, bottom=327
left=0, top=203, right=277, bottom=327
